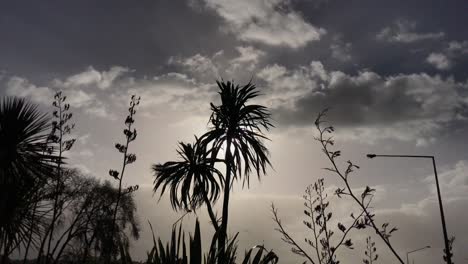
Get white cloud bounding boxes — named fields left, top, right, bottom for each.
left=202, top=0, right=325, bottom=48
left=230, top=46, right=266, bottom=71
left=257, top=64, right=288, bottom=82
left=426, top=40, right=468, bottom=71
left=377, top=19, right=445, bottom=43
left=6, top=69, right=119, bottom=119
left=426, top=53, right=451, bottom=70
left=116, top=72, right=216, bottom=118
left=6, top=77, right=54, bottom=105
left=66, top=89, right=96, bottom=108
left=257, top=61, right=321, bottom=108
left=56, top=66, right=130, bottom=90
left=423, top=160, right=468, bottom=202
left=169, top=49, right=267, bottom=82
left=447, top=40, right=468, bottom=54
left=169, top=54, right=220, bottom=79
left=68, top=149, right=95, bottom=159
left=85, top=103, right=116, bottom=120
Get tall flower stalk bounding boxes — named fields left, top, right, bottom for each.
left=108, top=95, right=140, bottom=262
left=38, top=91, right=75, bottom=264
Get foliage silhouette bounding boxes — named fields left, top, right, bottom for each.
left=107, top=95, right=140, bottom=263
left=443, top=236, right=455, bottom=264
left=37, top=91, right=76, bottom=264
left=0, top=97, right=56, bottom=264
left=49, top=177, right=140, bottom=264
left=153, top=139, right=224, bottom=230
left=314, top=109, right=403, bottom=264
left=271, top=178, right=367, bottom=264
left=153, top=80, right=274, bottom=262
left=362, top=236, right=378, bottom=264
left=145, top=219, right=278, bottom=264
left=199, top=80, right=273, bottom=260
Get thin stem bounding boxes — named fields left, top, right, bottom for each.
left=109, top=98, right=138, bottom=262
left=317, top=186, right=333, bottom=262
left=203, top=192, right=219, bottom=231
left=271, top=204, right=316, bottom=264
left=306, top=190, right=322, bottom=263
left=45, top=96, right=64, bottom=264
left=317, top=125, right=405, bottom=264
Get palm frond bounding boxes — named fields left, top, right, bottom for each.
left=0, top=97, right=57, bottom=253
left=152, top=139, right=223, bottom=211
left=200, top=81, right=273, bottom=187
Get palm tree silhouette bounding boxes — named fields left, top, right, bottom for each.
left=0, top=97, right=56, bottom=263
left=199, top=80, right=273, bottom=259
left=153, top=139, right=224, bottom=230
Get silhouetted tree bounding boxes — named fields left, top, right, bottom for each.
left=52, top=178, right=140, bottom=264
left=107, top=95, right=140, bottom=263
left=153, top=139, right=224, bottom=230
left=44, top=169, right=100, bottom=264
left=152, top=80, right=273, bottom=262
left=0, top=97, right=56, bottom=264
left=199, top=80, right=273, bottom=260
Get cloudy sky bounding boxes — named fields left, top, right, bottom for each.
left=2, top=0, right=468, bottom=263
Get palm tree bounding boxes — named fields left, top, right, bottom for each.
left=199, top=80, right=273, bottom=259
left=153, top=139, right=224, bottom=230
left=0, top=97, right=56, bottom=263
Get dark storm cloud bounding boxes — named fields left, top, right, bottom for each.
left=285, top=0, right=468, bottom=79
left=0, top=0, right=232, bottom=81
left=2, top=0, right=467, bottom=82
left=256, top=61, right=468, bottom=143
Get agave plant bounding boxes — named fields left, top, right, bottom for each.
left=145, top=219, right=278, bottom=264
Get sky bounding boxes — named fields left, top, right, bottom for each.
left=1, top=0, right=468, bottom=263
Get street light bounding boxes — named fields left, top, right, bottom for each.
left=407, top=245, right=431, bottom=264
left=366, top=154, right=452, bottom=264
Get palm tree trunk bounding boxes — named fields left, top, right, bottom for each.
left=203, top=193, right=219, bottom=231
left=218, top=138, right=232, bottom=261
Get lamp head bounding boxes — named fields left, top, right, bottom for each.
left=367, top=154, right=376, bottom=159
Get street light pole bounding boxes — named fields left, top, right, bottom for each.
left=406, top=246, right=431, bottom=264
left=367, top=154, right=452, bottom=264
